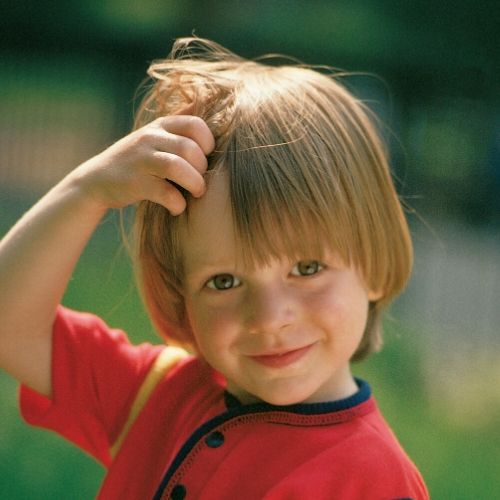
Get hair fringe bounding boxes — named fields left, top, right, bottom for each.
left=131, top=37, right=413, bottom=361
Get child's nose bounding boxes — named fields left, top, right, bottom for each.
left=244, top=286, right=296, bottom=334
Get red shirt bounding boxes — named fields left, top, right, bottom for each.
left=21, top=307, right=429, bottom=499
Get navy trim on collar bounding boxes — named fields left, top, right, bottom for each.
left=223, top=377, right=371, bottom=413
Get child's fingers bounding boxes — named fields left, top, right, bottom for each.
left=155, top=133, right=209, bottom=174
left=144, top=176, right=187, bottom=215
left=151, top=151, right=206, bottom=198
left=155, top=115, right=215, bottom=156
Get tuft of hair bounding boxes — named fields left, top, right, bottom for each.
left=133, top=37, right=413, bottom=360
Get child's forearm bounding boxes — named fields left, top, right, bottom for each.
left=0, top=172, right=108, bottom=394
left=0, top=114, right=214, bottom=396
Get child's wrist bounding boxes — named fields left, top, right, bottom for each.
left=60, top=163, right=113, bottom=215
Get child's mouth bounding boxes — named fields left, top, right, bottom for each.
left=249, top=344, right=313, bottom=368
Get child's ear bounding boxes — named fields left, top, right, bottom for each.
left=367, top=287, right=383, bottom=302
left=360, top=274, right=383, bottom=302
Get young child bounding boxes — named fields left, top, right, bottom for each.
left=0, top=37, right=429, bottom=499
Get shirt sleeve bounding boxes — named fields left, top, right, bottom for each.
left=19, top=306, right=163, bottom=467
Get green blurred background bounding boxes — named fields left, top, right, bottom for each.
left=1, top=1, right=499, bottom=498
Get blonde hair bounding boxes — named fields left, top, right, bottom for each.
left=133, top=37, right=413, bottom=361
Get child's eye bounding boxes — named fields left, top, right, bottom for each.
left=291, top=260, right=324, bottom=277
left=206, top=274, right=241, bottom=290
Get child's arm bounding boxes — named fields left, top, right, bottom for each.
left=0, top=115, right=214, bottom=397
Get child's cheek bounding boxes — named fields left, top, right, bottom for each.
left=305, top=282, right=344, bottom=313
left=312, top=292, right=348, bottom=326
left=188, top=299, right=241, bottom=345
left=307, top=283, right=367, bottom=332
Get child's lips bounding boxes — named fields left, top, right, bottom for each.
left=248, top=344, right=314, bottom=368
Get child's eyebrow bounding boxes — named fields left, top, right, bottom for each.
left=183, top=256, right=238, bottom=276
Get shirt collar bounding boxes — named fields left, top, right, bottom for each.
left=223, top=377, right=372, bottom=415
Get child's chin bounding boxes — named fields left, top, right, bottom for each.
left=231, top=381, right=316, bottom=406
left=258, top=390, right=311, bottom=407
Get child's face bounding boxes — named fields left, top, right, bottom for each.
left=179, top=173, right=380, bottom=405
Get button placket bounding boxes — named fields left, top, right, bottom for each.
left=170, top=483, right=186, bottom=499
left=205, top=430, right=225, bottom=448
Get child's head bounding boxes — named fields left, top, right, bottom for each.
left=133, top=37, right=412, bottom=363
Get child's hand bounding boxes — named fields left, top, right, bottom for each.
left=74, top=115, right=215, bottom=214
left=0, top=114, right=214, bottom=395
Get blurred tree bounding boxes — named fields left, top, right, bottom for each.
left=1, top=0, right=499, bottom=220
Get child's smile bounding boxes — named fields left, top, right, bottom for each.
left=180, top=172, right=382, bottom=406
left=247, top=343, right=315, bottom=369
